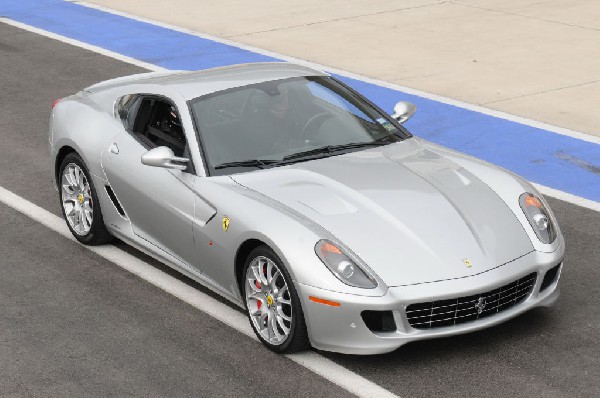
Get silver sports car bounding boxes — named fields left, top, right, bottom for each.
left=49, top=63, right=564, bottom=354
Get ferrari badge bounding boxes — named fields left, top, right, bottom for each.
left=222, top=216, right=230, bottom=232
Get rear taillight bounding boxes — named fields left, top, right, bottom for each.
left=52, top=98, right=62, bottom=108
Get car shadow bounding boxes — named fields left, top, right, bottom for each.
left=110, top=238, right=244, bottom=312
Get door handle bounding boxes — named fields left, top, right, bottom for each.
left=109, top=143, right=119, bottom=154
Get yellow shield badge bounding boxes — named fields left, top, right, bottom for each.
left=462, top=258, right=472, bottom=268
left=222, top=216, right=230, bottom=232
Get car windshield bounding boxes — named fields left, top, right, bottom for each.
left=189, top=76, right=411, bottom=175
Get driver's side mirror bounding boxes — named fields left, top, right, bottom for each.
left=141, top=146, right=189, bottom=171
left=391, top=101, right=416, bottom=124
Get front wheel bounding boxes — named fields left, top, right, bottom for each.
left=59, top=152, right=112, bottom=245
left=243, top=246, right=310, bottom=353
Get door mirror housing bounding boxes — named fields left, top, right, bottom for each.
left=141, top=146, right=189, bottom=171
left=391, top=101, right=417, bottom=124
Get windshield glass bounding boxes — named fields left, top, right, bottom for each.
left=189, top=76, right=410, bottom=175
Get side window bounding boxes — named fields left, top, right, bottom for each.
left=131, top=97, right=187, bottom=158
left=115, top=94, right=140, bottom=131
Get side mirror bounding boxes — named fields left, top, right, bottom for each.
left=391, top=101, right=416, bottom=124
left=141, top=146, right=189, bottom=171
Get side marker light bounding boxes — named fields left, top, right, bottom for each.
left=309, top=296, right=341, bottom=307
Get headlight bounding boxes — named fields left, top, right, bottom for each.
left=519, top=193, right=557, bottom=244
left=315, top=240, right=377, bottom=288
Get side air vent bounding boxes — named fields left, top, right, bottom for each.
left=105, top=185, right=126, bottom=217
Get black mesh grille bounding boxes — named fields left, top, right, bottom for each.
left=361, top=310, right=396, bottom=332
left=406, top=273, right=537, bottom=330
left=540, top=264, right=561, bottom=292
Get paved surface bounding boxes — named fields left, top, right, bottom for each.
left=1, top=15, right=599, bottom=398
left=88, top=0, right=600, bottom=137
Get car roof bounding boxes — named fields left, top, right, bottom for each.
left=87, top=62, right=329, bottom=101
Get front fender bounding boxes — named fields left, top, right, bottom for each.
left=208, top=178, right=388, bottom=298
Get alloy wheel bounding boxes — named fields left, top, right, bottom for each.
left=61, top=162, right=93, bottom=235
left=245, top=256, right=293, bottom=345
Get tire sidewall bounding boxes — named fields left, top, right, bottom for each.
left=242, top=245, right=308, bottom=353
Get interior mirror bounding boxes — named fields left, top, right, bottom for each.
left=391, top=101, right=417, bottom=124
left=141, top=146, right=189, bottom=171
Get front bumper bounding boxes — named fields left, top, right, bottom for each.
left=298, top=247, right=563, bottom=355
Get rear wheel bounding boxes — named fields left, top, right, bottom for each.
left=59, top=152, right=112, bottom=245
left=243, top=245, right=310, bottom=353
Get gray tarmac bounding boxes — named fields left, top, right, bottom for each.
left=1, top=21, right=599, bottom=397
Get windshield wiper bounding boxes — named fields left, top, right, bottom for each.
left=214, top=159, right=281, bottom=170
left=282, top=141, right=388, bottom=161
left=215, top=141, right=389, bottom=170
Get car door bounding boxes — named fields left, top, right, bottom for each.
left=102, top=95, right=214, bottom=267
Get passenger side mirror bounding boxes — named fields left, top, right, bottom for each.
left=391, top=101, right=417, bottom=124
left=141, top=146, right=189, bottom=171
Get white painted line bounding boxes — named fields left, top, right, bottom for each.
left=535, top=184, right=600, bottom=212
left=0, top=185, right=398, bottom=398
left=0, top=18, right=166, bottom=72
left=76, top=0, right=600, bottom=146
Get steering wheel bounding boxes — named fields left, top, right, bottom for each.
left=301, top=112, right=333, bottom=142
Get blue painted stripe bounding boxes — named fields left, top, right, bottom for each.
left=2, top=0, right=599, bottom=201
left=2, top=0, right=277, bottom=68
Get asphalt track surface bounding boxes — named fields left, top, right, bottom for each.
left=0, top=22, right=599, bottom=397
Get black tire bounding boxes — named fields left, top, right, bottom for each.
left=58, top=152, right=112, bottom=245
left=242, top=245, right=310, bottom=353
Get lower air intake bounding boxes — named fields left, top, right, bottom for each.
left=361, top=310, right=396, bottom=332
left=540, top=263, right=561, bottom=292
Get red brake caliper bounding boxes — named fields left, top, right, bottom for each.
left=255, top=280, right=262, bottom=309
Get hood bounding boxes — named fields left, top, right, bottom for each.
left=231, top=139, right=533, bottom=286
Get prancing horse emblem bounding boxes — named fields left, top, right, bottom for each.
left=222, top=216, right=230, bottom=232
left=474, top=297, right=486, bottom=314
left=462, top=258, right=472, bottom=268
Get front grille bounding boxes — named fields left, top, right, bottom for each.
left=406, top=273, right=537, bottom=330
